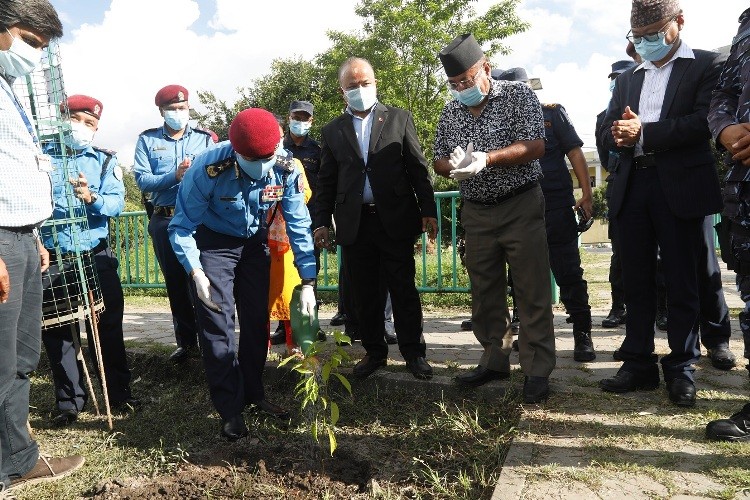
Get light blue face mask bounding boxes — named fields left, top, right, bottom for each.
left=289, top=119, right=312, bottom=137
left=163, top=109, right=190, bottom=131
left=450, top=81, right=487, bottom=107
left=0, top=29, right=42, bottom=78
left=609, top=80, right=616, bottom=93
left=634, top=33, right=674, bottom=62
left=236, top=154, right=275, bottom=180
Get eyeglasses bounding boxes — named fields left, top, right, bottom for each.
left=447, top=68, right=483, bottom=91
left=626, top=17, right=675, bottom=44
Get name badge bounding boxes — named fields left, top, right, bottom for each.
left=261, top=185, right=283, bottom=202
left=36, top=154, right=52, bottom=172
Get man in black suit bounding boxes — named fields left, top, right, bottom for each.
left=313, top=57, right=438, bottom=380
left=598, top=0, right=725, bottom=407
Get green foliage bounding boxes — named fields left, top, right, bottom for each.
left=121, top=167, right=144, bottom=212
left=195, top=0, right=528, bottom=161
left=591, top=184, right=608, bottom=221
left=278, top=331, right=353, bottom=456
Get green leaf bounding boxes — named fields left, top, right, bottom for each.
left=333, top=373, right=352, bottom=394
left=322, top=362, right=332, bottom=382
left=331, top=402, right=340, bottom=426
left=327, top=427, right=337, bottom=456
left=311, top=420, right=318, bottom=441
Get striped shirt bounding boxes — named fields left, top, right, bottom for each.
left=0, top=72, right=52, bottom=226
left=634, top=41, right=695, bottom=156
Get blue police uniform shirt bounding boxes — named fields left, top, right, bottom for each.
left=168, top=142, right=316, bottom=278
left=539, top=103, right=584, bottom=211
left=41, top=144, right=125, bottom=253
left=133, top=125, right=214, bottom=208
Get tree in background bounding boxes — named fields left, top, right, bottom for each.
left=196, top=0, right=527, bottom=173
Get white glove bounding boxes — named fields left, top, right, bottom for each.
left=450, top=151, right=487, bottom=181
left=192, top=269, right=221, bottom=312
left=299, top=284, right=316, bottom=317
left=448, top=142, right=474, bottom=170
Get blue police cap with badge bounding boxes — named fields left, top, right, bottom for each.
left=608, top=60, right=636, bottom=79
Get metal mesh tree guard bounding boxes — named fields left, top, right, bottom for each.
left=13, top=41, right=104, bottom=329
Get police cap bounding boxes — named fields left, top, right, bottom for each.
left=62, top=94, right=103, bottom=120
left=439, top=33, right=484, bottom=78
left=608, top=60, right=636, bottom=78
left=155, top=84, right=189, bottom=107
left=289, top=100, right=314, bottom=116
left=229, top=108, right=280, bottom=159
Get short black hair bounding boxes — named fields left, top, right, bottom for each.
left=0, top=0, right=63, bottom=40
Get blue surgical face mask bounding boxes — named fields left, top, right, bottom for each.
left=0, top=29, right=42, bottom=78
left=163, top=109, right=190, bottom=131
left=236, top=143, right=284, bottom=179
left=450, top=81, right=487, bottom=107
left=634, top=33, right=674, bottom=62
left=344, top=85, right=377, bottom=112
left=609, top=80, right=616, bottom=93
left=63, top=120, right=95, bottom=150
left=289, top=119, right=312, bottom=137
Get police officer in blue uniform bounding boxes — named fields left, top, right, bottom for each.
left=41, top=95, right=139, bottom=426
left=133, top=85, right=215, bottom=363
left=169, top=108, right=317, bottom=441
left=496, top=68, right=596, bottom=362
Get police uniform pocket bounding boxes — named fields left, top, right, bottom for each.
left=152, top=155, right=175, bottom=174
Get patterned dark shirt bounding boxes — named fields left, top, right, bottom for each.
left=709, top=8, right=750, bottom=144
left=433, top=79, right=544, bottom=203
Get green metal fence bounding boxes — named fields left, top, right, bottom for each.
left=109, top=191, right=560, bottom=299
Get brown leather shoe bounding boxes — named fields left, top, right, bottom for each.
left=352, top=355, right=386, bottom=378
left=10, top=455, right=85, bottom=489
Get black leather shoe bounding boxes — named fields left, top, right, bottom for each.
left=707, top=344, right=736, bottom=370
left=113, top=397, right=143, bottom=414
left=599, top=368, right=659, bottom=393
left=705, top=403, right=750, bottom=442
left=168, top=346, right=193, bottom=364
left=405, top=357, right=433, bottom=380
left=460, top=319, right=473, bottom=331
left=666, top=378, right=696, bottom=407
left=317, top=328, right=327, bottom=342
left=384, top=331, right=398, bottom=345
left=612, top=348, right=623, bottom=361
left=455, top=365, right=509, bottom=386
left=602, top=308, right=626, bottom=328
left=352, top=355, right=386, bottom=378
left=270, top=322, right=286, bottom=346
left=655, top=309, right=668, bottom=331
left=51, top=409, right=78, bottom=427
left=512, top=339, right=519, bottom=352
left=329, top=312, right=347, bottom=326
left=523, top=376, right=549, bottom=404
left=250, top=399, right=290, bottom=420
left=573, top=331, right=596, bottom=362
left=221, top=415, right=248, bottom=442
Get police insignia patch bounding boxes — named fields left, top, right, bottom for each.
left=298, top=174, right=305, bottom=193
left=275, top=153, right=295, bottom=172
left=206, top=159, right=232, bottom=178
left=178, top=91, right=185, bottom=100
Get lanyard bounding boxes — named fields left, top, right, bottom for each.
left=1, top=80, right=39, bottom=145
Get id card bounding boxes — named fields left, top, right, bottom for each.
left=36, top=154, right=52, bottom=172
left=261, top=185, right=283, bottom=202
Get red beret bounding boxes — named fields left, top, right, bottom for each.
left=154, top=84, right=189, bottom=107
left=62, top=94, right=103, bottom=120
left=229, top=108, right=280, bottom=159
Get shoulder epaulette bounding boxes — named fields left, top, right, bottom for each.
left=193, top=128, right=211, bottom=136
left=206, top=157, right=235, bottom=178
left=274, top=151, right=296, bottom=173
left=542, top=103, right=560, bottom=109
left=92, top=146, right=116, bottom=157
left=139, top=127, right=159, bottom=135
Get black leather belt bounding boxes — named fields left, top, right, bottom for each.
left=361, top=203, right=377, bottom=215
left=153, top=205, right=176, bottom=217
left=633, top=155, right=657, bottom=169
left=0, top=225, right=37, bottom=233
left=466, top=181, right=538, bottom=206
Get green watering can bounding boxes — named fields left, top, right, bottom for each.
left=290, top=284, right=320, bottom=356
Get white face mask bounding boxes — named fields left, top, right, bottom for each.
left=344, top=85, right=378, bottom=112
left=0, top=29, right=42, bottom=78
left=163, top=109, right=190, bottom=131
left=63, top=120, right=95, bottom=150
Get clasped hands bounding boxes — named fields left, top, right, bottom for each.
left=448, top=142, right=488, bottom=181
left=611, top=106, right=641, bottom=148
left=719, top=123, right=750, bottom=167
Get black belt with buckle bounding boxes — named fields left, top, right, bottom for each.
left=0, top=224, right=37, bottom=233
left=466, top=181, right=538, bottom=206
left=153, top=205, right=176, bottom=217
left=633, top=155, right=657, bottom=169
left=361, top=203, right=377, bottom=214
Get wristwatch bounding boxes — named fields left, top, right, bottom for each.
left=86, top=193, right=98, bottom=206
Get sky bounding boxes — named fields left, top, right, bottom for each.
left=47, top=0, right=748, bottom=166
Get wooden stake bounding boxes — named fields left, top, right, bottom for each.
left=69, top=322, right=100, bottom=415
left=88, top=290, right=112, bottom=430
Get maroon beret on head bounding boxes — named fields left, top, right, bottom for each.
left=62, top=94, right=103, bottom=120
left=154, top=84, right=189, bottom=107
left=229, top=108, right=281, bottom=159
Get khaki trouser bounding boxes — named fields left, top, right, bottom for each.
left=462, top=184, right=556, bottom=377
